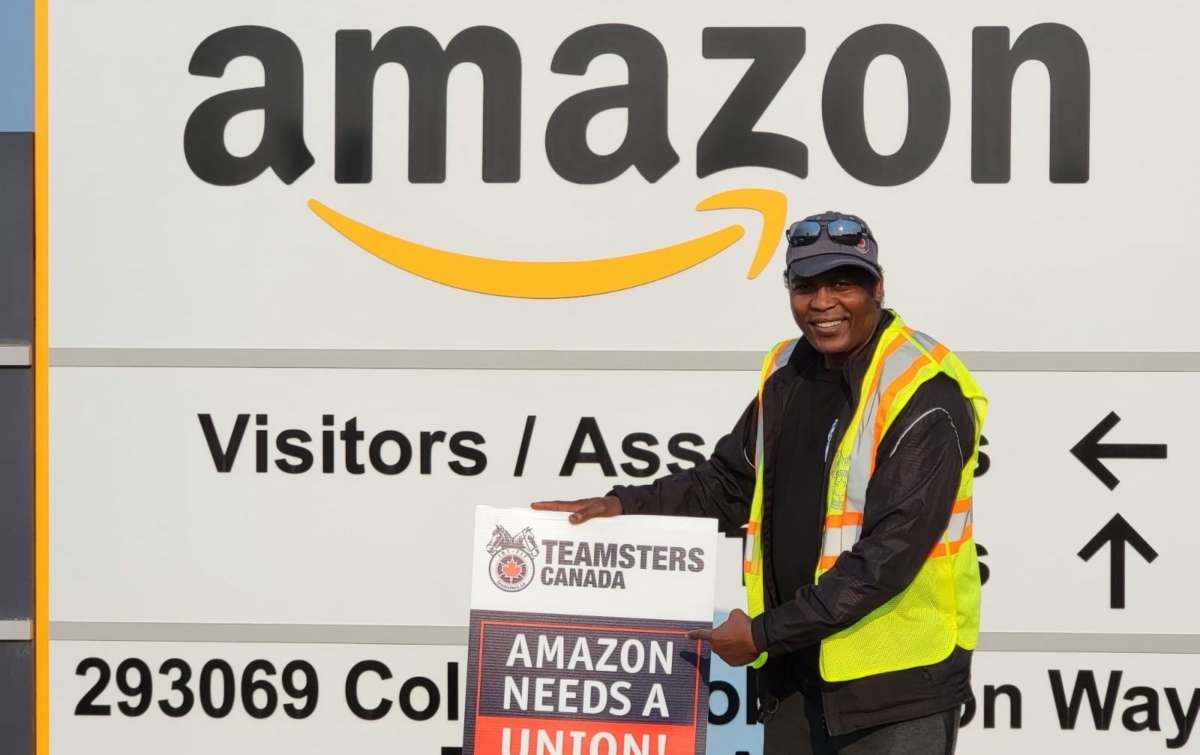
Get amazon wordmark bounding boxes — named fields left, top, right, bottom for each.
left=184, top=23, right=1089, bottom=187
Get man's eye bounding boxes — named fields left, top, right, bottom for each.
left=832, top=280, right=854, bottom=291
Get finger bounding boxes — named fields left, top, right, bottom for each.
left=687, top=629, right=713, bottom=642
left=569, top=500, right=610, bottom=524
left=531, top=501, right=584, bottom=512
left=566, top=501, right=614, bottom=523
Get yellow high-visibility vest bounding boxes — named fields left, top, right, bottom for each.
left=743, top=312, right=987, bottom=682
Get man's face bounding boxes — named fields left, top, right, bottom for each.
left=788, top=266, right=883, bottom=358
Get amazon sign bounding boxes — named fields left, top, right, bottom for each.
left=54, top=0, right=1168, bottom=354
left=181, top=22, right=1087, bottom=299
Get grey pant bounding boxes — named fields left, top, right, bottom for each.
left=763, top=690, right=959, bottom=755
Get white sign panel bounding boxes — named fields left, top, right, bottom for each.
left=50, top=366, right=1200, bottom=635
left=47, top=0, right=1200, bottom=351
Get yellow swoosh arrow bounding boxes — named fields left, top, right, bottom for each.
left=308, top=188, right=787, bottom=299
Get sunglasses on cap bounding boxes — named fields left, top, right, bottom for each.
left=785, top=218, right=872, bottom=247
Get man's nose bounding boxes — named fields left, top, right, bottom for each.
left=810, top=285, right=836, bottom=309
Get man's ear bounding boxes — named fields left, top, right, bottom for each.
left=873, top=276, right=885, bottom=305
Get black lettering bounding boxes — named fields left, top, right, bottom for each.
left=184, top=26, right=314, bottom=185
left=398, top=676, right=440, bottom=720
left=698, top=27, right=807, bottom=179
left=687, top=547, right=705, bottom=572
left=546, top=24, right=678, bottom=183
left=255, top=414, right=269, bottom=473
left=199, top=413, right=250, bottom=473
left=652, top=545, right=669, bottom=570
left=346, top=660, right=392, bottom=720
left=446, top=662, right=459, bottom=721
left=335, top=27, right=521, bottom=183
left=420, top=431, right=447, bottom=475
left=708, top=679, right=738, bottom=725
left=275, top=429, right=314, bottom=473
left=620, top=432, right=660, bottom=478
left=666, top=432, right=705, bottom=473
left=560, top=417, right=617, bottom=476
left=1122, top=686, right=1161, bottom=732
left=1049, top=669, right=1120, bottom=730
left=369, top=430, right=413, bottom=474
left=1166, top=688, right=1200, bottom=749
left=974, top=435, right=990, bottom=477
left=972, top=24, right=1090, bottom=183
left=342, top=417, right=366, bottom=474
left=595, top=543, right=618, bottom=568
left=668, top=547, right=686, bottom=571
left=822, top=25, right=950, bottom=186
left=449, top=431, right=487, bottom=475
left=322, top=414, right=336, bottom=474
left=558, top=541, right=576, bottom=564
left=74, top=657, right=112, bottom=716
left=618, top=543, right=636, bottom=569
left=984, top=684, right=1022, bottom=728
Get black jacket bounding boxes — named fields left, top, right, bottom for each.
left=610, top=312, right=978, bottom=735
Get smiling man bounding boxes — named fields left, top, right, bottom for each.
left=533, top=211, right=988, bottom=754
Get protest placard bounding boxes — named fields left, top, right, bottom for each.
left=463, top=506, right=719, bottom=755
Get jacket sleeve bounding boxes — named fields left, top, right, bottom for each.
left=750, top=375, right=976, bottom=655
left=608, top=398, right=757, bottom=535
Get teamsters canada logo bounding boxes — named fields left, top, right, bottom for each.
left=485, top=525, right=540, bottom=593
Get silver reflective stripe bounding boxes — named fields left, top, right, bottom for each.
left=747, top=339, right=800, bottom=571
left=909, top=329, right=939, bottom=354
left=822, top=535, right=843, bottom=559
left=844, top=336, right=926, bottom=513
left=945, top=509, right=971, bottom=542
left=754, top=340, right=800, bottom=467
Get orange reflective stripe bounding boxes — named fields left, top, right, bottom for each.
left=743, top=559, right=754, bottom=573
left=930, top=343, right=949, bottom=363
left=746, top=521, right=760, bottom=535
left=952, top=497, right=971, bottom=514
left=824, top=511, right=864, bottom=528
left=929, top=524, right=974, bottom=558
left=818, top=555, right=839, bottom=570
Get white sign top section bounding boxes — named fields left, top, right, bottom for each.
left=48, top=0, right=1200, bottom=350
left=469, top=506, right=718, bottom=622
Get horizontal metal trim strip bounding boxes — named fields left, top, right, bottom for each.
left=48, top=348, right=1200, bottom=372
left=978, top=632, right=1200, bottom=654
left=51, top=622, right=468, bottom=646
left=49, top=623, right=1200, bottom=653
left=0, top=343, right=31, bottom=367
left=0, top=619, right=32, bottom=641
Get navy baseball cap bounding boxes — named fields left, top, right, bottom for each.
left=784, top=211, right=881, bottom=280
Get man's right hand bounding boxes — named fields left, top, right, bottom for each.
left=530, top=496, right=623, bottom=524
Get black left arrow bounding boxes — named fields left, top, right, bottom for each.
left=1070, top=411, right=1168, bottom=490
left=1077, top=514, right=1158, bottom=609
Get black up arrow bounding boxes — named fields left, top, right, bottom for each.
left=1070, top=411, right=1167, bottom=490
left=1077, top=514, right=1158, bottom=609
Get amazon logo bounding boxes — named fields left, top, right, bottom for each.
left=184, top=22, right=1090, bottom=297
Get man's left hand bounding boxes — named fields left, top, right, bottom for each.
left=687, top=608, right=759, bottom=666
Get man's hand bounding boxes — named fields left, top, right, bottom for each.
left=687, top=608, right=759, bottom=667
left=530, top=496, right=623, bottom=524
